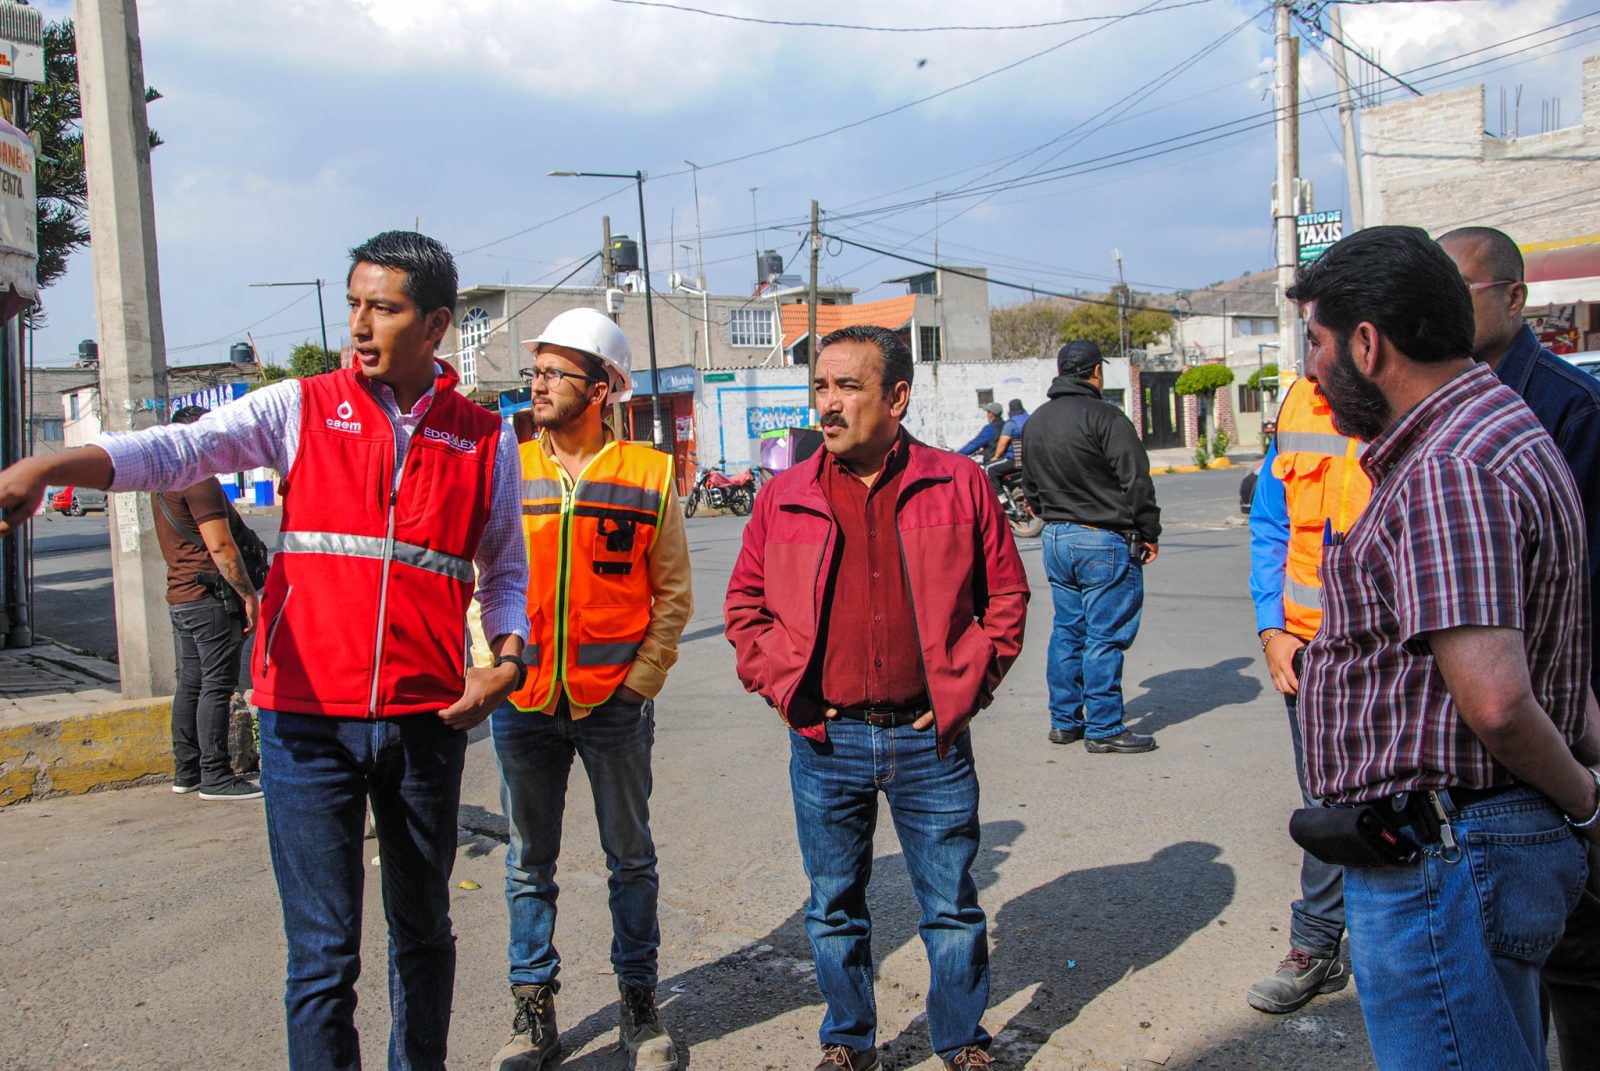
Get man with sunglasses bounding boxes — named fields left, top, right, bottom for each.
left=489, top=307, right=693, bottom=1071
left=1440, top=226, right=1600, bottom=1071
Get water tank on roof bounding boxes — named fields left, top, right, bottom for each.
left=758, top=249, right=783, bottom=283
left=77, top=339, right=98, bottom=363
left=610, top=235, right=640, bottom=274
left=229, top=342, right=254, bottom=365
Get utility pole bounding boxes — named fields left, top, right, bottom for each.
left=74, top=0, right=173, bottom=697
left=1114, top=249, right=1129, bottom=359
left=807, top=200, right=820, bottom=411
left=601, top=215, right=625, bottom=435
left=1328, top=4, right=1364, bottom=231
left=685, top=160, right=707, bottom=290
left=1273, top=0, right=1304, bottom=380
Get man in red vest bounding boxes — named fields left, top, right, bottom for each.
left=0, top=231, right=530, bottom=1071
left=489, top=308, right=692, bottom=1071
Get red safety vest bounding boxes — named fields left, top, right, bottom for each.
left=507, top=436, right=674, bottom=712
left=252, top=364, right=502, bottom=718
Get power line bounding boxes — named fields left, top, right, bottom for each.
left=168, top=289, right=312, bottom=355
left=606, top=0, right=1219, bottom=32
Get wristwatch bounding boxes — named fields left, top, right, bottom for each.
left=493, top=654, right=528, bottom=691
left=1259, top=628, right=1285, bottom=652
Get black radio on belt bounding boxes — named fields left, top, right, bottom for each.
left=593, top=516, right=637, bottom=575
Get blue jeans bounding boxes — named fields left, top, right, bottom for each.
left=1042, top=523, right=1144, bottom=739
left=170, top=597, right=244, bottom=790
left=789, top=720, right=990, bottom=1059
left=1284, top=694, right=1344, bottom=958
left=493, top=695, right=660, bottom=989
left=1343, top=787, right=1587, bottom=1071
left=258, top=709, right=469, bottom=1071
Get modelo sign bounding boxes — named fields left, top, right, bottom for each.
left=1297, top=211, right=1342, bottom=265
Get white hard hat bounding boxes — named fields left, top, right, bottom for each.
left=521, top=307, right=635, bottom=402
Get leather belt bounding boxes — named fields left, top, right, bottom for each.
left=832, top=704, right=926, bottom=728
left=1440, top=782, right=1521, bottom=811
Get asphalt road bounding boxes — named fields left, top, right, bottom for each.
left=1, top=464, right=1383, bottom=1071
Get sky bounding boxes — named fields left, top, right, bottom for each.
left=24, top=0, right=1600, bottom=368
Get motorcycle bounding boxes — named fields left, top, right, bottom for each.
left=995, top=468, right=1044, bottom=539
left=685, top=460, right=756, bottom=518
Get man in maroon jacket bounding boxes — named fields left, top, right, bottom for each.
left=725, top=324, right=1029, bottom=1071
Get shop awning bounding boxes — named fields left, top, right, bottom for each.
left=1524, top=240, right=1600, bottom=306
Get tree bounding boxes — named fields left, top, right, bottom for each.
left=1057, top=300, right=1172, bottom=360
left=288, top=341, right=333, bottom=378
left=31, top=19, right=161, bottom=311
left=1174, top=363, right=1235, bottom=395
left=990, top=300, right=1066, bottom=362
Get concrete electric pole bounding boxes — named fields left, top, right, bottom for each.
left=1274, top=0, right=1304, bottom=380
left=1328, top=4, right=1364, bottom=231
left=807, top=200, right=819, bottom=411
left=74, top=0, right=173, bottom=697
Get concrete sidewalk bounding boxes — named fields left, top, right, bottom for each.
left=0, top=642, right=175, bottom=807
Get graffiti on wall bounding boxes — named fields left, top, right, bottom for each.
left=746, top=404, right=809, bottom=438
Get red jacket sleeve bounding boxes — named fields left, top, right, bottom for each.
left=973, top=466, right=1030, bottom=705
left=723, top=484, right=779, bottom=706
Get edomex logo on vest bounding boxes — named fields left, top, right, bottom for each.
left=422, top=426, right=480, bottom=454
left=326, top=399, right=362, bottom=434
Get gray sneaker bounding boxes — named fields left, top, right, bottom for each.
left=198, top=779, right=263, bottom=801
left=619, top=982, right=677, bottom=1070
left=1246, top=949, right=1348, bottom=1013
left=490, top=983, right=560, bottom=1071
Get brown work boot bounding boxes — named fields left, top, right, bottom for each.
left=815, top=1044, right=882, bottom=1071
left=943, top=1045, right=994, bottom=1070
left=489, top=983, right=559, bottom=1071
left=619, top=982, right=678, bottom=1070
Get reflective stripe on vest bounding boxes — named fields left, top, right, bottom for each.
left=1283, top=575, right=1323, bottom=611
left=1276, top=430, right=1367, bottom=458
left=509, top=437, right=674, bottom=712
left=279, top=530, right=475, bottom=583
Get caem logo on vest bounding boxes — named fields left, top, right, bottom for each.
left=326, top=399, right=363, bottom=434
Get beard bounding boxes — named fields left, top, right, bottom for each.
left=531, top=390, right=592, bottom=431
left=1317, top=335, right=1390, bottom=441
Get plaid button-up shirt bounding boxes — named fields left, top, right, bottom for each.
left=1299, top=363, right=1590, bottom=804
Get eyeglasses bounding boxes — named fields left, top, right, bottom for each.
left=519, top=366, right=603, bottom=387
left=1467, top=279, right=1519, bottom=292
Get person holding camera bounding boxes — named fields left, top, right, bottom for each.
left=1020, top=338, right=1161, bottom=754
left=152, top=404, right=263, bottom=800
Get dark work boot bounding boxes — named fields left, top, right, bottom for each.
left=1246, top=949, right=1348, bottom=1013
left=490, top=983, right=560, bottom=1071
left=619, top=981, right=678, bottom=1070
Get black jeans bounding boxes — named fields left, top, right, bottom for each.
left=170, top=597, right=245, bottom=790
left=984, top=458, right=1018, bottom=497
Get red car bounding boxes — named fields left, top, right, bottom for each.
left=49, top=485, right=108, bottom=516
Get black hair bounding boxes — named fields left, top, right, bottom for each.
left=1437, top=225, right=1525, bottom=282
left=171, top=405, right=209, bottom=425
left=1287, top=225, right=1473, bottom=365
left=347, top=231, right=458, bottom=317
left=817, top=324, right=914, bottom=396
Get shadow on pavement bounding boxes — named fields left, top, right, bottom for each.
left=547, top=826, right=1233, bottom=1070
left=1125, top=657, right=1262, bottom=735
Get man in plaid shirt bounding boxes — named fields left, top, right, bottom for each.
left=1291, top=226, right=1600, bottom=1071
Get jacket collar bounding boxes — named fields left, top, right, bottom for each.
left=786, top=429, right=950, bottom=513
left=1490, top=324, right=1542, bottom=395
left=1047, top=375, right=1101, bottom=399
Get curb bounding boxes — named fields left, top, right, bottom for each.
left=1152, top=457, right=1236, bottom=476
left=0, top=696, right=173, bottom=808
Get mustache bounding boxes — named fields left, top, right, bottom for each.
left=820, top=413, right=848, bottom=428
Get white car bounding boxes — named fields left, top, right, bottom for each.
left=1561, top=350, right=1600, bottom=377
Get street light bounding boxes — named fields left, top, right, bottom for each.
left=549, top=169, right=664, bottom=450
left=249, top=279, right=331, bottom=371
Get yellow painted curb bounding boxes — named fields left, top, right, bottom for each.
left=1153, top=458, right=1236, bottom=476
left=0, top=696, right=173, bottom=807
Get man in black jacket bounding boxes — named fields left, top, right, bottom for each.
left=1021, top=339, right=1161, bottom=754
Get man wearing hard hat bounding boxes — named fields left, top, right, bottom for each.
left=488, top=307, right=694, bottom=1071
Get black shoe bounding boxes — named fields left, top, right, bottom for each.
left=1084, top=730, right=1157, bottom=754
left=816, top=1045, right=882, bottom=1071
left=171, top=778, right=201, bottom=794
left=1048, top=727, right=1084, bottom=745
left=1246, top=949, right=1348, bottom=1013
left=198, top=778, right=263, bottom=800
left=619, top=981, right=678, bottom=1070
left=491, top=983, right=560, bottom=1071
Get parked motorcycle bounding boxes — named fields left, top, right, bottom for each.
left=995, top=468, right=1044, bottom=538
left=685, top=460, right=756, bottom=518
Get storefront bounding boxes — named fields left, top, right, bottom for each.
left=625, top=364, right=697, bottom=495
left=1523, top=242, right=1600, bottom=356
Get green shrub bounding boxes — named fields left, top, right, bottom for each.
left=1174, top=364, right=1235, bottom=395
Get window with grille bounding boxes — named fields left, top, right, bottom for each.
left=459, top=306, right=491, bottom=386
left=918, top=326, right=941, bottom=362
left=1238, top=385, right=1262, bottom=414
left=728, top=307, right=774, bottom=347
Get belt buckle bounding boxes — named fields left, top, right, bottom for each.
left=861, top=707, right=895, bottom=728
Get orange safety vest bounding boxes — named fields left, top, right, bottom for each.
left=1271, top=379, right=1373, bottom=640
left=507, top=435, right=675, bottom=712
